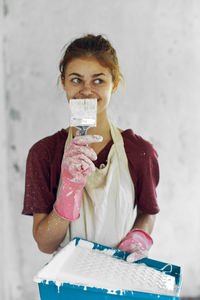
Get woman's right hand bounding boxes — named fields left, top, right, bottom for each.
left=61, top=134, right=103, bottom=185
left=54, top=134, right=103, bottom=221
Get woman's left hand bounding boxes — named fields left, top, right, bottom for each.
left=117, top=229, right=153, bottom=262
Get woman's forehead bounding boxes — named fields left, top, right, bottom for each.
left=65, top=57, right=111, bottom=76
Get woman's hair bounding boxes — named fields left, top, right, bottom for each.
left=59, top=34, right=124, bottom=87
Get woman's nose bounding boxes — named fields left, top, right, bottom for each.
left=79, top=83, right=94, bottom=97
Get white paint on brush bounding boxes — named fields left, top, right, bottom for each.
left=69, top=98, right=97, bottom=127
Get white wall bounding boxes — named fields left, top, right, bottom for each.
left=0, top=1, right=8, bottom=299
left=1, top=0, right=200, bottom=298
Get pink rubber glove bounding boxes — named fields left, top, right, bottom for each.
left=118, top=229, right=153, bottom=262
left=54, top=134, right=103, bottom=221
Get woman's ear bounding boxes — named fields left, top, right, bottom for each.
left=112, top=81, right=119, bottom=94
left=61, top=77, right=66, bottom=90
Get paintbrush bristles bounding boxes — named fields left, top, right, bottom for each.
left=69, top=99, right=97, bottom=127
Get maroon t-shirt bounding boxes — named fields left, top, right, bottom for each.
left=22, top=129, right=160, bottom=216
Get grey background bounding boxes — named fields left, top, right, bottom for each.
left=1, top=0, right=200, bottom=299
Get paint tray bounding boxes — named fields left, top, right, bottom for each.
left=34, top=237, right=182, bottom=300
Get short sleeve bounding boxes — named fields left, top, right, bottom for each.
left=136, top=145, right=160, bottom=214
left=22, top=144, right=55, bottom=215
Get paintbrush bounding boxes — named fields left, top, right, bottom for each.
left=69, top=98, right=97, bottom=136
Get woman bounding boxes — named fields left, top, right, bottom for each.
left=22, top=34, right=159, bottom=262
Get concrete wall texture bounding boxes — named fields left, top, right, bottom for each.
left=1, top=0, right=200, bottom=299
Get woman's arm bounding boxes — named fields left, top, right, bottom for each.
left=33, top=211, right=70, bottom=254
left=31, top=135, right=103, bottom=254
left=132, top=208, right=156, bottom=234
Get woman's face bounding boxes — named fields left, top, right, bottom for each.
left=62, top=57, right=118, bottom=115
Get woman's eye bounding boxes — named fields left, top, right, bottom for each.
left=72, top=78, right=81, bottom=84
left=94, top=79, right=104, bottom=84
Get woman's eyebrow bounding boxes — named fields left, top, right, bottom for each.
left=68, top=72, right=106, bottom=77
left=68, top=72, right=83, bottom=77
left=92, top=73, right=105, bottom=77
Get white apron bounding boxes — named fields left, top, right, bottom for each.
left=58, top=123, right=135, bottom=249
